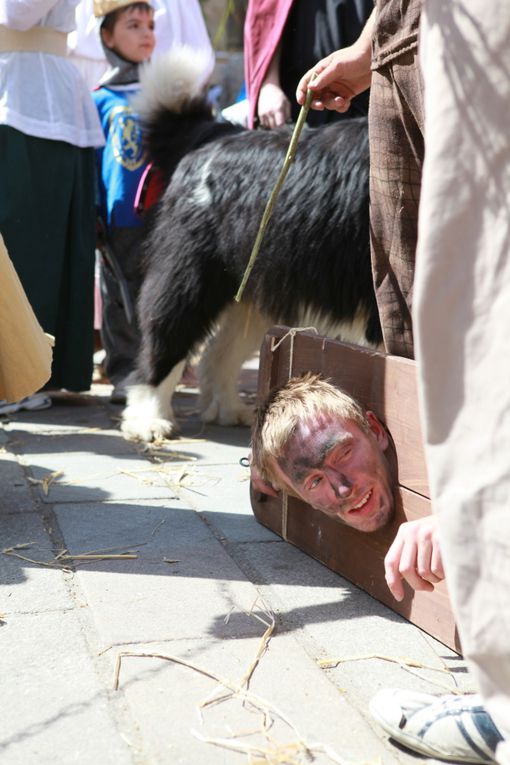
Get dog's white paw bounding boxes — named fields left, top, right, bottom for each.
left=201, top=399, right=254, bottom=427
left=120, top=382, right=180, bottom=442
left=121, top=415, right=178, bottom=442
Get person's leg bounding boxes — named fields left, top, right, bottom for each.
left=369, top=49, right=424, bottom=359
left=100, top=227, right=142, bottom=399
left=49, top=145, right=96, bottom=391
left=414, top=1, right=510, bottom=761
left=0, top=127, right=67, bottom=330
left=0, top=127, right=96, bottom=391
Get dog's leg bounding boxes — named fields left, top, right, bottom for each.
left=198, top=302, right=268, bottom=426
left=120, top=359, right=186, bottom=442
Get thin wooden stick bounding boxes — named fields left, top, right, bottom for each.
left=234, top=83, right=316, bottom=303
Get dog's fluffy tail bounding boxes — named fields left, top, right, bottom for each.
left=133, top=45, right=224, bottom=179
left=135, top=45, right=213, bottom=119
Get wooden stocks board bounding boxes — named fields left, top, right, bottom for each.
left=250, top=327, right=461, bottom=653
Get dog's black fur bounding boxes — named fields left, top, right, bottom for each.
left=121, top=50, right=381, bottom=441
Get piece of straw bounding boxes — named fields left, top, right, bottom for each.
left=112, top=600, right=356, bottom=765
left=234, top=82, right=316, bottom=303
left=27, top=469, right=64, bottom=495
left=318, top=653, right=452, bottom=672
left=318, top=653, right=469, bottom=695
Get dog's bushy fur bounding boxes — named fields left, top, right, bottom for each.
left=121, top=48, right=381, bottom=442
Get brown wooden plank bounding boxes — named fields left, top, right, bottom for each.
left=251, top=327, right=460, bottom=652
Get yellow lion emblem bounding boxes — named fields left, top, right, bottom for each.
left=110, top=106, right=145, bottom=171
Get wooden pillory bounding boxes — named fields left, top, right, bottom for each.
left=250, top=326, right=461, bottom=653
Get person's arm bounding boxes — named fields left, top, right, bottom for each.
left=296, top=8, right=376, bottom=114
left=257, top=41, right=291, bottom=128
left=0, top=0, right=60, bottom=30
left=384, top=515, right=445, bottom=602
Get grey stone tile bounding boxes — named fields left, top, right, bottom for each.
left=72, top=560, right=265, bottom=645
left=204, top=511, right=280, bottom=543
left=6, top=426, right=137, bottom=457
left=3, top=395, right=113, bottom=435
left=233, top=541, right=474, bottom=707
left=21, top=452, right=180, bottom=503
left=0, top=451, right=37, bottom=514
left=0, top=611, right=131, bottom=765
left=0, top=511, right=72, bottom=613
left=162, top=460, right=279, bottom=543
left=53, top=501, right=266, bottom=645
left=115, top=634, right=402, bottom=765
left=141, top=426, right=251, bottom=467
left=53, top=500, right=212, bottom=556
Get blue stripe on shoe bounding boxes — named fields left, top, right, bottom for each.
left=471, top=711, right=504, bottom=753
left=456, top=719, right=495, bottom=763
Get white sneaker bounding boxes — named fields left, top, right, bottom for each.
left=369, top=690, right=504, bottom=764
left=0, top=393, right=52, bottom=416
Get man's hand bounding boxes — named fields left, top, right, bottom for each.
left=296, top=10, right=375, bottom=114
left=384, top=516, right=445, bottom=601
left=296, top=49, right=371, bottom=114
left=257, top=82, right=291, bottom=128
left=250, top=464, right=280, bottom=498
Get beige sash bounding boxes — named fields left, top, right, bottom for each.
left=0, top=25, right=68, bottom=56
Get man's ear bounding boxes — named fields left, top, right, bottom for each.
left=366, top=411, right=389, bottom=451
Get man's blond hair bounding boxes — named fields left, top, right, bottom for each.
left=251, top=372, right=369, bottom=488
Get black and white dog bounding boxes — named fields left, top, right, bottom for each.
left=121, top=48, right=381, bottom=442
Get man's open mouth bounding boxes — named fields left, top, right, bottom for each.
left=347, top=489, right=373, bottom=514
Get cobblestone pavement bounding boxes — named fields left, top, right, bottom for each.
left=0, top=366, right=473, bottom=765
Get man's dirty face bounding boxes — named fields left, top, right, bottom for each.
left=272, top=411, right=395, bottom=533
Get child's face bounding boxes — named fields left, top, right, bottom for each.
left=102, top=5, right=155, bottom=63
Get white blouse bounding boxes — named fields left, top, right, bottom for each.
left=0, top=0, right=104, bottom=147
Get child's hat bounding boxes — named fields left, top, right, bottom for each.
left=93, top=0, right=151, bottom=18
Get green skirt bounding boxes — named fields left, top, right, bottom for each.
left=0, top=126, right=96, bottom=392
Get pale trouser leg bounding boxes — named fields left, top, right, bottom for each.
left=415, top=2, right=510, bottom=762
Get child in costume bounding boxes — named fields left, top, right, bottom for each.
left=92, top=0, right=155, bottom=404
left=69, top=0, right=213, bottom=90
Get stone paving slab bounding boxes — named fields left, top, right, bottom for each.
left=0, top=376, right=474, bottom=765
left=53, top=500, right=211, bottom=554
left=71, top=562, right=271, bottom=646
left=0, top=511, right=72, bottom=613
left=169, top=461, right=280, bottom=543
left=6, top=426, right=139, bottom=458
left=0, top=611, right=131, bottom=765
left=2, top=395, right=114, bottom=434
left=203, top=509, right=280, bottom=543
left=114, top=633, right=401, bottom=765
left=231, top=540, right=474, bottom=706
left=19, top=452, right=181, bottom=504
left=138, top=429, right=252, bottom=467
left=0, top=450, right=38, bottom=514
left=53, top=501, right=268, bottom=645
